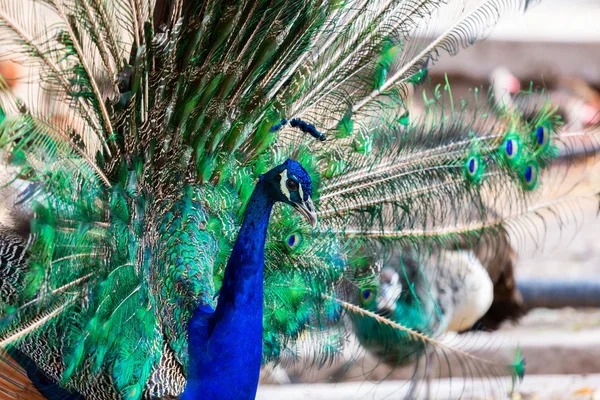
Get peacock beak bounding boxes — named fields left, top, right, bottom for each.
left=294, top=197, right=317, bottom=228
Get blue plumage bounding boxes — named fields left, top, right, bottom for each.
left=183, top=160, right=316, bottom=399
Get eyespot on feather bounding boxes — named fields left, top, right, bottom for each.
left=501, top=134, right=523, bottom=165
left=360, top=287, right=375, bottom=306
left=285, top=232, right=303, bottom=250
left=464, top=154, right=484, bottom=183
left=521, top=162, right=538, bottom=190
left=533, top=125, right=550, bottom=152
left=505, top=138, right=518, bottom=159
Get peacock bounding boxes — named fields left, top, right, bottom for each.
left=0, top=0, right=599, bottom=399
left=342, top=82, right=600, bottom=397
left=346, top=247, right=495, bottom=398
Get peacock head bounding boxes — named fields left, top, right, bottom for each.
left=261, top=159, right=317, bottom=227
left=356, top=266, right=402, bottom=314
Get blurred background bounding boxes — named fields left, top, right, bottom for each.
left=257, top=1, right=600, bottom=399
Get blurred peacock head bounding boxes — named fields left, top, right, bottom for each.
left=356, top=266, right=402, bottom=314
left=261, top=159, right=317, bottom=227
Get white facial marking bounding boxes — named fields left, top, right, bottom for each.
left=298, top=182, right=304, bottom=202
left=390, top=271, right=399, bottom=286
left=279, top=169, right=291, bottom=201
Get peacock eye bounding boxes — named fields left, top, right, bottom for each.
left=285, top=232, right=303, bottom=250
left=466, top=156, right=479, bottom=176
left=501, top=134, right=522, bottom=165
left=505, top=138, right=518, bottom=159
left=521, top=162, right=538, bottom=190
left=468, top=157, right=476, bottom=174
left=535, top=126, right=545, bottom=145
left=464, top=154, right=484, bottom=183
left=534, top=125, right=549, bottom=150
left=360, top=287, right=375, bottom=305
left=524, top=165, right=533, bottom=182
left=286, top=179, right=299, bottom=192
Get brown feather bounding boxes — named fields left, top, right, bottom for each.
left=0, top=351, right=45, bottom=400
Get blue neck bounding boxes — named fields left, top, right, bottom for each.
left=183, top=181, right=274, bottom=399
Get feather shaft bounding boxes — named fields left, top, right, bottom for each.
left=324, top=294, right=502, bottom=367
left=79, top=0, right=120, bottom=83
left=54, top=0, right=116, bottom=154
left=0, top=297, right=77, bottom=348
